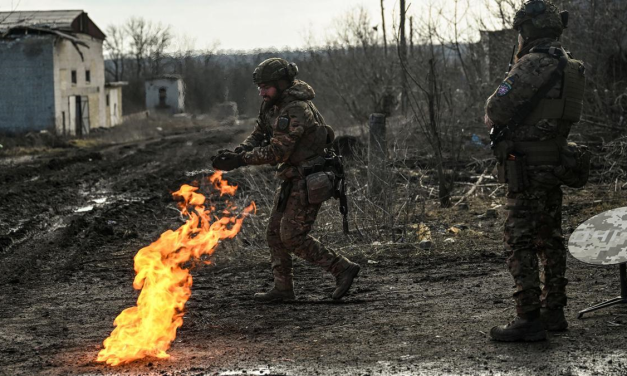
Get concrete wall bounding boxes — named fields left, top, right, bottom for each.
left=0, top=35, right=56, bottom=133
left=145, top=78, right=185, bottom=114
left=105, top=87, right=123, bottom=127
left=53, top=34, right=106, bottom=135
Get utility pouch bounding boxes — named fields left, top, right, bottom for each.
left=305, top=171, right=335, bottom=205
left=493, top=139, right=513, bottom=184
left=497, top=163, right=507, bottom=184
left=553, top=142, right=590, bottom=188
left=297, top=179, right=308, bottom=206
left=504, top=153, right=529, bottom=193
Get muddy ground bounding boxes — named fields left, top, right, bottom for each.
left=1, top=119, right=627, bottom=376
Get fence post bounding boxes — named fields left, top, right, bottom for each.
left=368, top=113, right=387, bottom=197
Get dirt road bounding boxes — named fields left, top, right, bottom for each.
left=1, top=122, right=627, bottom=376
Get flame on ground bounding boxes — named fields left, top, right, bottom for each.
left=96, top=171, right=255, bottom=366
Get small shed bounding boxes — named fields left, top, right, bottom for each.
left=145, top=75, right=185, bottom=114
left=0, top=10, right=108, bottom=135
left=105, top=81, right=127, bottom=127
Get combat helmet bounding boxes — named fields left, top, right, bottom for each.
left=513, top=0, right=568, bottom=40
left=252, top=58, right=299, bottom=85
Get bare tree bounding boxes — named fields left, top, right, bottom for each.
left=437, top=0, right=480, bottom=96
left=398, top=3, right=480, bottom=207
left=147, top=24, right=172, bottom=76
left=485, top=0, right=519, bottom=29
left=306, top=7, right=398, bottom=125
left=399, top=0, right=408, bottom=115
left=125, top=17, right=172, bottom=78
left=125, top=17, right=150, bottom=78
left=104, top=25, right=126, bottom=81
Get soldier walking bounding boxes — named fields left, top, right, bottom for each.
left=485, top=1, right=588, bottom=341
left=212, top=58, right=360, bottom=302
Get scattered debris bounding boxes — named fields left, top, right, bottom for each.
left=419, top=240, right=432, bottom=250
left=457, top=203, right=469, bottom=210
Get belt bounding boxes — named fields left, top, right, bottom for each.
left=513, top=139, right=561, bottom=166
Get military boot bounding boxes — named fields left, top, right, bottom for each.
left=489, top=310, right=547, bottom=342
left=254, top=273, right=295, bottom=302
left=540, top=307, right=568, bottom=331
left=332, top=258, right=361, bottom=300
left=253, top=287, right=295, bottom=302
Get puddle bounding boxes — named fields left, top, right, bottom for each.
left=73, top=197, right=109, bottom=213
left=0, top=154, right=37, bottom=166
left=75, top=205, right=94, bottom=213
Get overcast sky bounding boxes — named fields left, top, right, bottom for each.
left=1, top=0, right=495, bottom=52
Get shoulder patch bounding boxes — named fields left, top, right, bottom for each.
left=277, top=116, right=290, bottom=131
left=496, top=75, right=517, bottom=97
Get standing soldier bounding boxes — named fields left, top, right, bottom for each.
left=212, top=58, right=360, bottom=302
left=485, top=1, right=588, bottom=341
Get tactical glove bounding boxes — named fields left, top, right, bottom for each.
left=216, top=146, right=245, bottom=155
left=212, top=151, right=246, bottom=171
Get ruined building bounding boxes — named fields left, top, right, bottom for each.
left=145, top=75, right=185, bottom=115
left=0, top=10, right=124, bottom=135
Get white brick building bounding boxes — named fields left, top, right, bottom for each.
left=0, top=10, right=120, bottom=135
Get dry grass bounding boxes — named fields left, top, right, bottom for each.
left=0, top=115, right=224, bottom=157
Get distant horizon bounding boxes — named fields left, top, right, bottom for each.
left=0, top=0, right=502, bottom=53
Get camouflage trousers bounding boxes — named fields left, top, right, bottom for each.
left=504, top=171, right=568, bottom=314
left=266, top=179, right=349, bottom=290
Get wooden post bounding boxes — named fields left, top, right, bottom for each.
left=368, top=113, right=387, bottom=197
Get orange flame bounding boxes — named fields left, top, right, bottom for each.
left=96, top=171, right=255, bottom=366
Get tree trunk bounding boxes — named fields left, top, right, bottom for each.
left=380, top=0, right=388, bottom=57
left=400, top=0, right=408, bottom=116
left=410, top=16, right=414, bottom=56
left=427, top=59, right=451, bottom=208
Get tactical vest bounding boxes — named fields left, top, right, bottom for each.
left=282, top=100, right=335, bottom=166
left=523, top=48, right=586, bottom=126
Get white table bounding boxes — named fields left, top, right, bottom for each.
left=568, top=207, right=627, bottom=319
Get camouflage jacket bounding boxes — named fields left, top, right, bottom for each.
left=239, top=80, right=330, bottom=168
left=485, top=38, right=572, bottom=142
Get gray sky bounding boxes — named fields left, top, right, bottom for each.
left=1, top=0, right=495, bottom=52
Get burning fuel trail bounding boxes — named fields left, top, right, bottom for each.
left=96, top=172, right=255, bottom=366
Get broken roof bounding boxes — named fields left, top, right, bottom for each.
left=147, top=74, right=184, bottom=81
left=0, top=10, right=106, bottom=40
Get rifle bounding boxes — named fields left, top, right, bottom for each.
left=325, top=151, right=349, bottom=235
